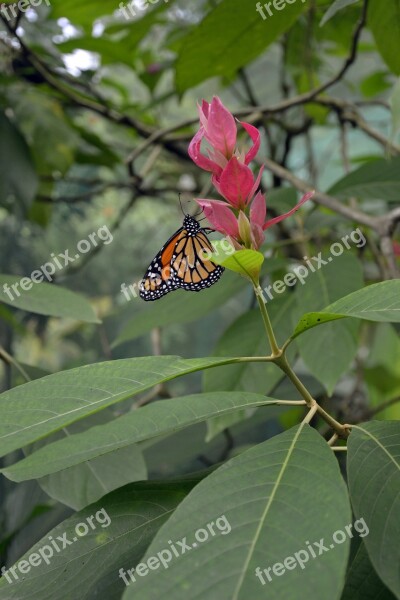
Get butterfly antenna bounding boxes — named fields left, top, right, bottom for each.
left=178, top=193, right=186, bottom=216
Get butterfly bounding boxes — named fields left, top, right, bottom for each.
left=139, top=214, right=224, bottom=301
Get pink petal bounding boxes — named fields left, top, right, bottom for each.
left=263, top=191, right=314, bottom=230
left=201, top=99, right=210, bottom=117
left=217, top=157, right=255, bottom=208
left=188, top=128, right=222, bottom=175
left=248, top=165, right=264, bottom=204
left=241, top=121, right=261, bottom=164
left=251, top=223, right=265, bottom=250
left=250, top=191, right=266, bottom=229
left=195, top=199, right=239, bottom=238
left=198, top=101, right=209, bottom=131
left=207, top=147, right=229, bottom=170
left=204, top=96, right=237, bottom=158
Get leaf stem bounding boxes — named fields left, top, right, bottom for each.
left=252, top=288, right=351, bottom=439
left=0, top=346, right=31, bottom=383
left=254, top=286, right=281, bottom=357
left=302, top=403, right=319, bottom=424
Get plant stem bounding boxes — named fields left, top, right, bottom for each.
left=276, top=354, right=315, bottom=406
left=254, top=286, right=281, bottom=357
left=302, top=403, right=318, bottom=424
left=278, top=354, right=350, bottom=438
left=0, top=346, right=31, bottom=382
left=252, top=287, right=351, bottom=439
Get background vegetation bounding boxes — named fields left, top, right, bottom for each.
left=0, top=0, right=399, bottom=598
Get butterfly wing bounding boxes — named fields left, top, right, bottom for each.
left=172, top=229, right=224, bottom=291
left=139, top=222, right=224, bottom=301
left=139, top=227, right=186, bottom=301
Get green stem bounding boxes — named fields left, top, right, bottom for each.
left=252, top=284, right=350, bottom=439
left=278, top=354, right=349, bottom=438
left=276, top=354, right=315, bottom=407
left=254, top=286, right=281, bottom=357
left=0, top=346, right=31, bottom=383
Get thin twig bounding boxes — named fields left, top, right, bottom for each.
left=0, top=346, right=31, bottom=382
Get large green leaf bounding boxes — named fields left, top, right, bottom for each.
left=123, top=425, right=351, bottom=600
left=0, top=356, right=264, bottom=457
left=0, top=113, right=38, bottom=216
left=37, top=442, right=147, bottom=510
left=0, top=478, right=200, bottom=600
left=113, top=271, right=245, bottom=346
left=0, top=275, right=99, bottom=322
left=1, top=392, right=280, bottom=481
left=347, top=421, right=400, bottom=598
left=175, top=0, right=308, bottom=92
left=368, top=0, right=400, bottom=75
left=29, top=412, right=147, bottom=510
left=292, top=280, right=400, bottom=339
left=341, top=542, right=397, bottom=600
left=293, top=253, right=363, bottom=394
left=327, top=156, right=400, bottom=202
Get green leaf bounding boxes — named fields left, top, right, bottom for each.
left=123, top=425, right=351, bottom=600
left=37, top=442, right=147, bottom=510
left=211, top=246, right=264, bottom=282
left=51, top=0, right=120, bottom=28
left=0, top=112, right=38, bottom=216
left=327, top=156, right=400, bottom=202
left=13, top=92, right=79, bottom=175
left=175, top=0, right=308, bottom=93
left=113, top=271, right=245, bottom=346
left=29, top=412, right=147, bottom=510
left=0, top=356, right=261, bottom=458
left=320, top=0, right=360, bottom=27
left=292, top=280, right=400, bottom=339
left=360, top=71, right=392, bottom=98
left=368, top=0, right=400, bottom=74
left=0, top=478, right=200, bottom=600
left=341, top=542, right=397, bottom=600
left=347, top=421, right=400, bottom=598
left=293, top=253, right=363, bottom=394
left=1, top=392, right=279, bottom=481
left=0, top=275, right=99, bottom=322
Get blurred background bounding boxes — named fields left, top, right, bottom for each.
left=0, top=0, right=399, bottom=574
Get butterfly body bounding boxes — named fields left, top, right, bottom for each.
left=139, top=214, right=224, bottom=301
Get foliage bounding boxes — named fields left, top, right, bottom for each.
left=0, top=0, right=400, bottom=599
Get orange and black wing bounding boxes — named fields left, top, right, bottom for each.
left=139, top=227, right=186, bottom=301
left=139, top=215, right=224, bottom=302
left=171, top=229, right=224, bottom=291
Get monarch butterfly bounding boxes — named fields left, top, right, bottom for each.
left=139, top=214, right=224, bottom=301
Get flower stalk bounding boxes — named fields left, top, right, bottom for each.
left=189, top=96, right=350, bottom=442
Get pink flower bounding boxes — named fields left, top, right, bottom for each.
left=188, top=96, right=261, bottom=176
left=213, top=158, right=255, bottom=208
left=190, top=96, right=314, bottom=251
left=199, top=97, right=237, bottom=158
left=196, top=199, right=240, bottom=238
left=251, top=190, right=315, bottom=231
left=196, top=190, right=314, bottom=250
